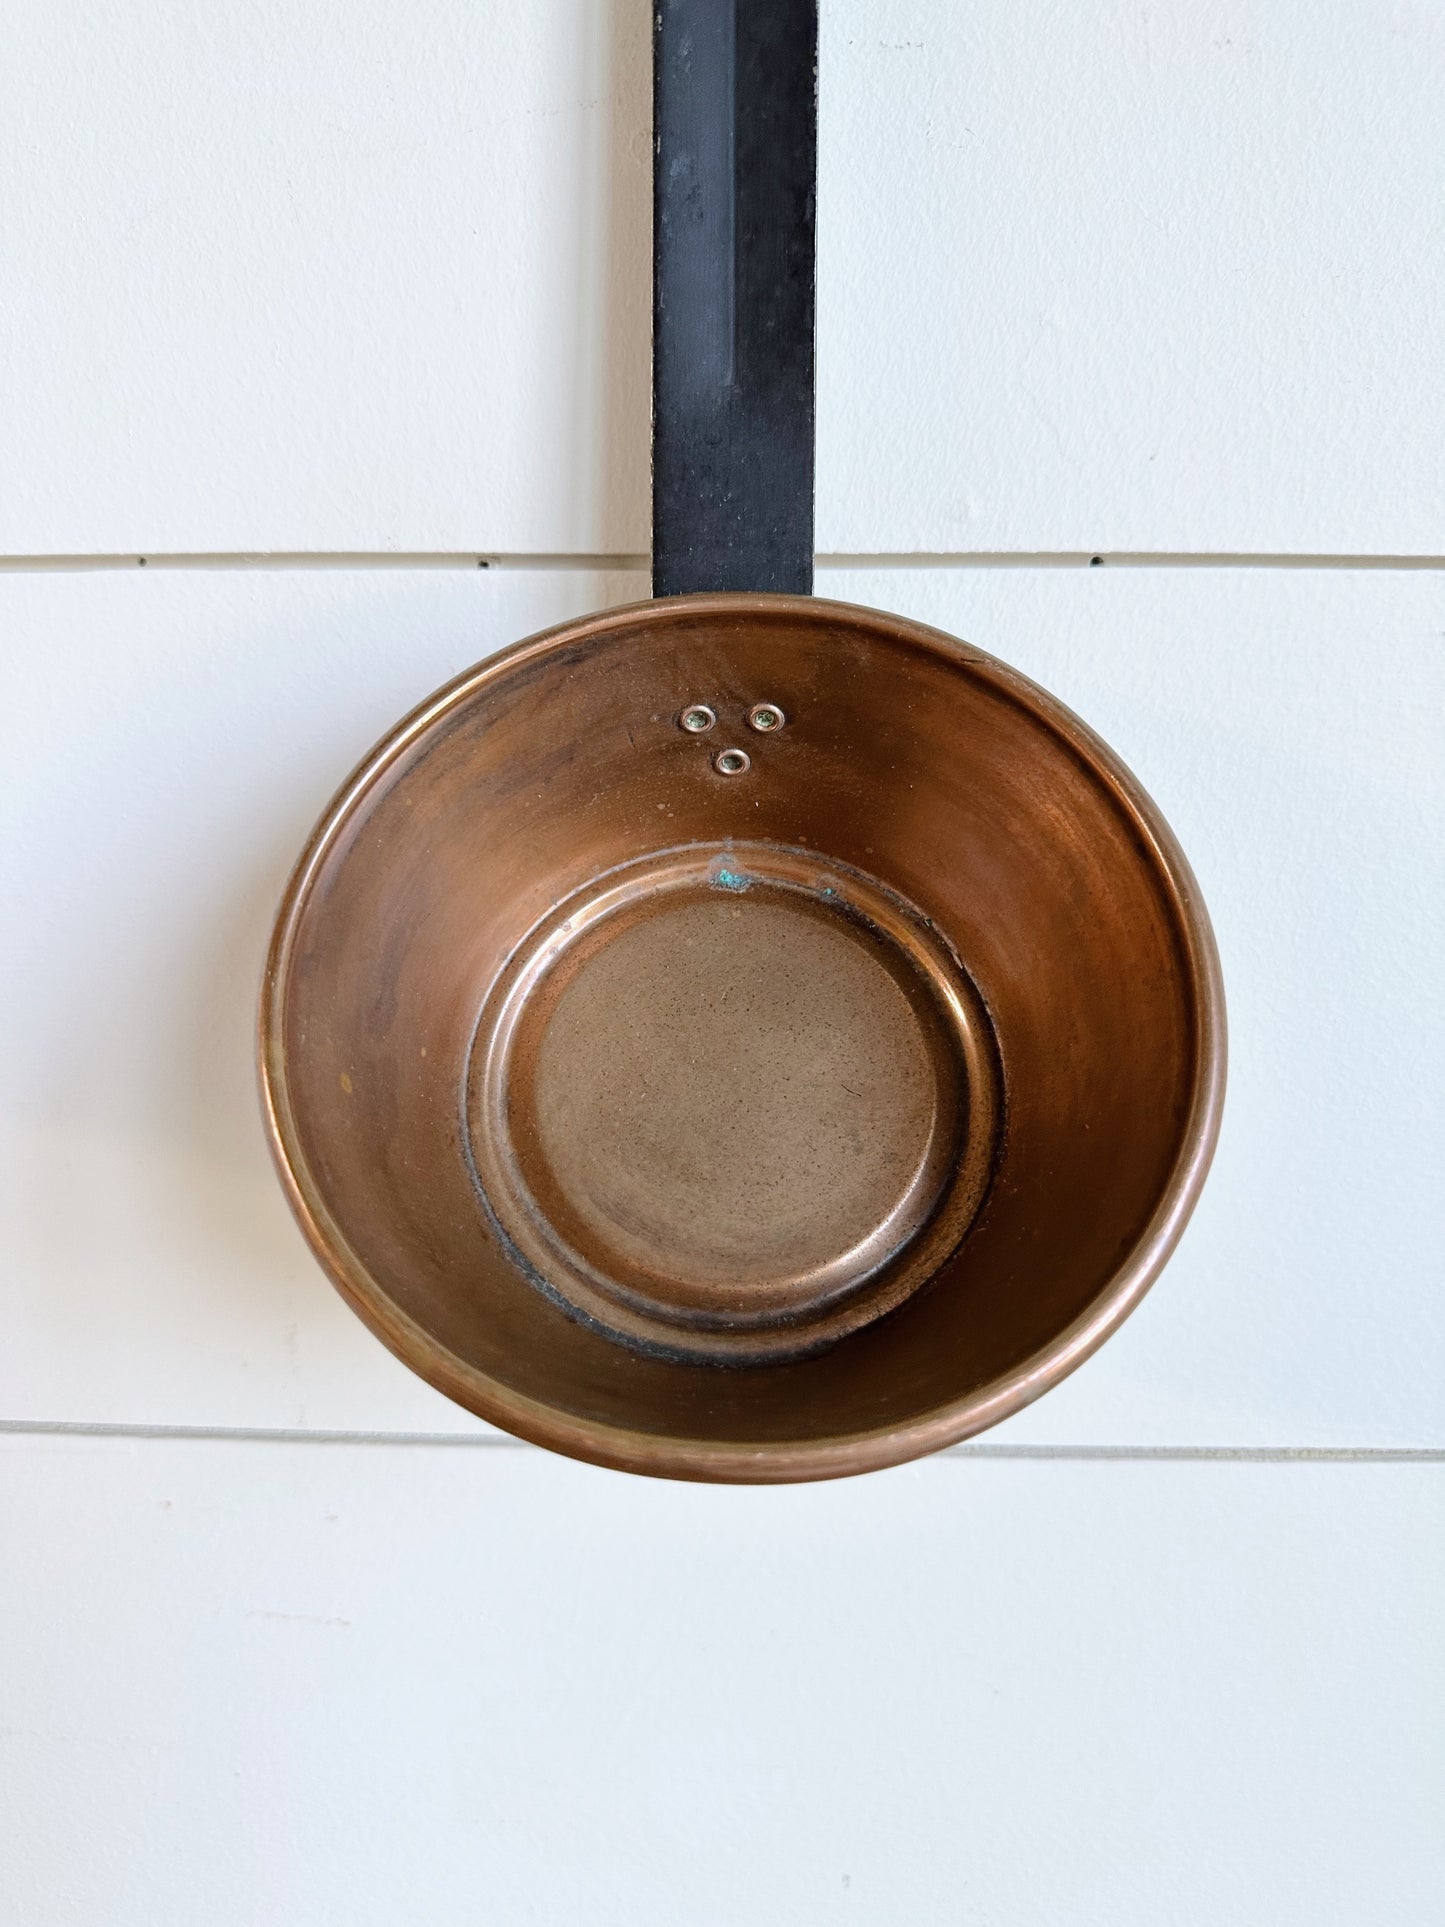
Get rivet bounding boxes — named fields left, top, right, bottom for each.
left=679, top=703, right=716, bottom=734
left=747, top=702, right=786, bottom=733
left=714, top=747, right=751, bottom=777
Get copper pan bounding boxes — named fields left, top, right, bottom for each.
left=260, top=5, right=1224, bottom=1478
left=260, top=592, right=1224, bottom=1480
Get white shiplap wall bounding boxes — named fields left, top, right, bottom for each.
left=2, top=5, right=1441, bottom=1922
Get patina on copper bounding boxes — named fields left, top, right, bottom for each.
left=259, top=593, right=1225, bottom=1481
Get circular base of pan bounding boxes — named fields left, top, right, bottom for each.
left=466, top=844, right=1001, bottom=1362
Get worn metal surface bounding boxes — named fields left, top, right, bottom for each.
left=260, top=594, right=1225, bottom=1481
left=465, top=841, right=1000, bottom=1363
left=651, top=0, right=817, bottom=595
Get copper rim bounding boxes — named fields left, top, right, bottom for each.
left=259, top=593, right=1226, bottom=1483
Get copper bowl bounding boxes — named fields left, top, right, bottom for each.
left=260, top=594, right=1224, bottom=1480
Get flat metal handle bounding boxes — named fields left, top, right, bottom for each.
left=651, top=0, right=818, bottom=598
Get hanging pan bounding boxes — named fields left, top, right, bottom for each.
left=260, top=2, right=1225, bottom=1481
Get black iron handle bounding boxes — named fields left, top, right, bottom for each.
left=651, top=0, right=818, bottom=598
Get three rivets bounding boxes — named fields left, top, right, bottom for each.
left=679, top=700, right=786, bottom=776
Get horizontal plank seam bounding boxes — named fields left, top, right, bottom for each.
left=3, top=552, right=1445, bottom=574
left=0, top=1419, right=1438, bottom=1460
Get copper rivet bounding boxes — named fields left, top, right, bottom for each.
left=748, top=702, right=786, bottom=733
left=714, top=747, right=750, bottom=776
left=680, top=704, right=716, bottom=733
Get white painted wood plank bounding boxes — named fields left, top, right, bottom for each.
left=0, top=0, right=651, bottom=558
left=1, top=563, right=1440, bottom=1444
left=0, top=566, right=624, bottom=1439
left=1, top=1439, right=1440, bottom=1925
left=833, top=563, right=1445, bottom=1448
left=819, top=0, right=1445, bottom=556
left=4, top=3, right=1444, bottom=556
